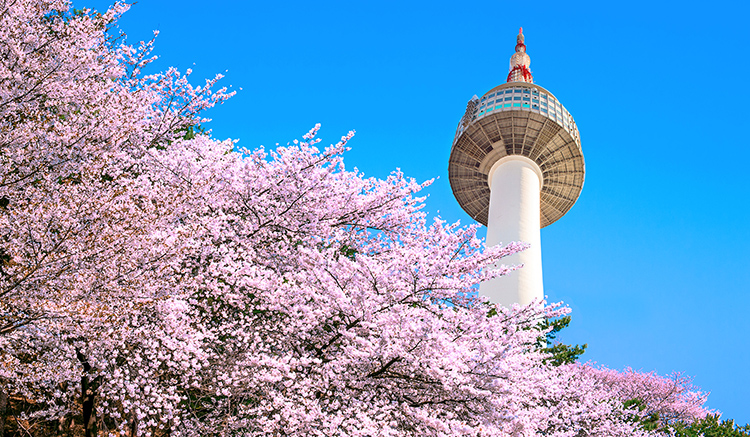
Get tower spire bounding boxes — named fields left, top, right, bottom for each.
left=507, top=27, right=533, bottom=83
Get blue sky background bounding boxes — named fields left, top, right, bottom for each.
left=81, top=0, right=750, bottom=425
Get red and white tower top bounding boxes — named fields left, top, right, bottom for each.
left=507, top=27, right=533, bottom=83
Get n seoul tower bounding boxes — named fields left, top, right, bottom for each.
left=448, top=28, right=585, bottom=307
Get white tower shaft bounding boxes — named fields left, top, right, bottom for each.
left=480, top=156, right=544, bottom=307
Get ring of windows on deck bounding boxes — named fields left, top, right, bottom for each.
left=468, top=85, right=579, bottom=143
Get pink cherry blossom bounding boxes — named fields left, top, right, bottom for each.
left=0, top=2, right=713, bottom=436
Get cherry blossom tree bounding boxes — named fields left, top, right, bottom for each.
left=0, top=0, right=230, bottom=434
left=0, top=0, right=231, bottom=338
left=1, top=1, right=715, bottom=436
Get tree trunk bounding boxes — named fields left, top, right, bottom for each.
left=0, top=384, right=7, bottom=437
left=129, top=410, right=138, bottom=437
left=81, top=374, right=97, bottom=437
left=76, top=350, right=98, bottom=437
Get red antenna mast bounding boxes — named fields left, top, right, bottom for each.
left=507, top=27, right=533, bottom=83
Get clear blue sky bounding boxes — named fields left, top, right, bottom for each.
left=82, top=0, right=750, bottom=425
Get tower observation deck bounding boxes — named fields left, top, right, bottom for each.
left=448, top=28, right=585, bottom=307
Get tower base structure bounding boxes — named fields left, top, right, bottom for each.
left=480, top=155, right=544, bottom=307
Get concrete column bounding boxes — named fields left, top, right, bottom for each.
left=479, top=155, right=544, bottom=307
